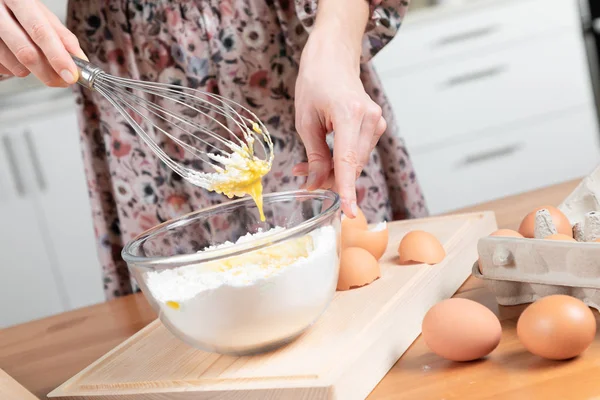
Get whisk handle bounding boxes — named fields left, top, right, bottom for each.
left=72, top=55, right=103, bottom=90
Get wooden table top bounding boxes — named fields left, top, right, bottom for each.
left=1, top=178, right=595, bottom=400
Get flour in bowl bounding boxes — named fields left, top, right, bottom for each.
left=144, top=225, right=339, bottom=354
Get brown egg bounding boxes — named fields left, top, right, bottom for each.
left=337, top=247, right=381, bottom=291
left=518, top=206, right=572, bottom=238
left=341, top=207, right=368, bottom=231
left=422, top=298, right=502, bottom=362
left=398, top=230, right=445, bottom=265
left=544, top=233, right=576, bottom=242
left=342, top=222, right=389, bottom=260
left=517, top=295, right=596, bottom=360
left=489, top=229, right=525, bottom=239
left=478, top=229, right=524, bottom=273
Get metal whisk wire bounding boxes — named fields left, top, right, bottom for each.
left=72, top=56, right=274, bottom=190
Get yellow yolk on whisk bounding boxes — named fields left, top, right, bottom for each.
left=209, top=124, right=272, bottom=222
left=212, top=154, right=270, bottom=221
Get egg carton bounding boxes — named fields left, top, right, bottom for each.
left=473, top=251, right=600, bottom=312
left=474, top=164, right=600, bottom=311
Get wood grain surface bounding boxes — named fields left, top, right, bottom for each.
left=48, top=212, right=496, bottom=400
left=0, top=178, right=589, bottom=400
left=0, top=368, right=38, bottom=400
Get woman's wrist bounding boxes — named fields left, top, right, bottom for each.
left=311, top=0, right=371, bottom=66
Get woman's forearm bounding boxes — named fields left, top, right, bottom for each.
left=313, top=0, right=371, bottom=65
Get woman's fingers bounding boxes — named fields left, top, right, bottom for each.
left=361, top=115, right=387, bottom=175
left=40, top=1, right=87, bottom=61
left=0, top=62, right=13, bottom=75
left=317, top=170, right=335, bottom=190
left=332, top=104, right=363, bottom=218
left=0, top=0, right=77, bottom=86
left=293, top=163, right=335, bottom=190
left=372, top=116, right=387, bottom=151
left=355, top=103, right=383, bottom=178
left=375, top=116, right=387, bottom=140
left=295, top=110, right=333, bottom=191
left=292, top=163, right=309, bottom=177
left=0, top=39, right=28, bottom=76
left=0, top=3, right=60, bottom=85
left=6, top=0, right=78, bottom=84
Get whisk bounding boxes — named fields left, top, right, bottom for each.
left=72, top=56, right=274, bottom=194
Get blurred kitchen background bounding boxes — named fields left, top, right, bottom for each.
left=1, top=0, right=600, bottom=328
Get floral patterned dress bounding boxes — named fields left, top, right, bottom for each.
left=63, top=0, right=428, bottom=300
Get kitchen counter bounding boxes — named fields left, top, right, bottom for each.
left=1, top=178, right=597, bottom=400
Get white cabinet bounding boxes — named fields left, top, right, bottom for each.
left=0, top=88, right=104, bottom=328
left=374, top=0, right=580, bottom=74
left=373, top=0, right=600, bottom=215
left=0, top=131, right=66, bottom=327
left=27, top=111, right=104, bottom=311
left=411, top=108, right=600, bottom=214
left=380, top=30, right=594, bottom=151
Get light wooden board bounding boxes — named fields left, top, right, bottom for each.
left=48, top=212, right=497, bottom=400
left=0, top=368, right=38, bottom=400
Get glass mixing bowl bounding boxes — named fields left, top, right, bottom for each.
left=122, top=189, right=341, bottom=356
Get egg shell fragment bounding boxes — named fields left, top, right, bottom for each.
left=398, top=230, right=445, bottom=265
left=337, top=247, right=381, bottom=291
left=342, top=222, right=389, bottom=260
left=341, top=207, right=368, bottom=231
left=518, top=206, right=572, bottom=238
left=517, top=295, right=596, bottom=360
left=422, top=298, right=502, bottom=362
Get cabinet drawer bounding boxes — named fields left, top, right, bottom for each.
left=373, top=0, right=579, bottom=73
left=410, top=108, right=600, bottom=215
left=381, top=30, right=593, bottom=151
left=0, top=130, right=66, bottom=328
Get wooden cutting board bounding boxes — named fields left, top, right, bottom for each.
left=49, top=211, right=497, bottom=400
left=0, top=368, right=38, bottom=400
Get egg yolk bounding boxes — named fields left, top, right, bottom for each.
left=209, top=124, right=272, bottom=222
left=211, top=146, right=270, bottom=222
left=204, top=234, right=314, bottom=273
left=166, top=300, right=181, bottom=310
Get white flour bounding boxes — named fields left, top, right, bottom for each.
left=145, top=225, right=338, bottom=354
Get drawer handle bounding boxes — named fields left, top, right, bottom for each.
left=2, top=135, right=27, bottom=197
left=23, top=130, right=47, bottom=193
left=458, top=143, right=522, bottom=167
left=434, top=26, right=497, bottom=47
left=443, top=65, right=507, bottom=88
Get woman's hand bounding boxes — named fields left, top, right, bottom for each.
left=293, top=0, right=386, bottom=218
left=0, top=0, right=86, bottom=86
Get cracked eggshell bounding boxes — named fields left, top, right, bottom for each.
left=518, top=206, right=572, bottom=238
left=398, top=230, right=445, bottom=265
left=341, top=207, right=368, bottom=231
left=341, top=221, right=389, bottom=260
left=336, top=247, right=381, bottom=291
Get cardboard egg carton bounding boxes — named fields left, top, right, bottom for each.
left=475, top=165, right=600, bottom=311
